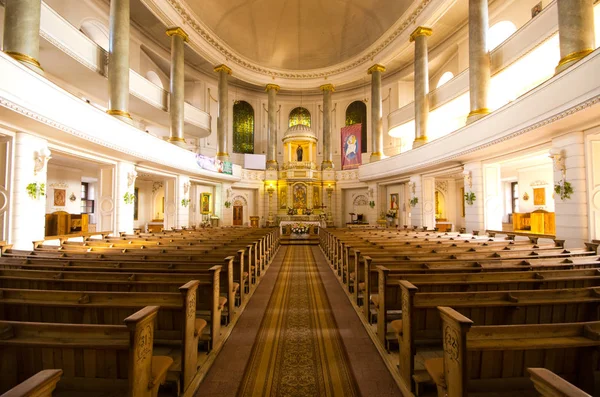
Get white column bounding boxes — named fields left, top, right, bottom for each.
left=11, top=133, right=49, bottom=249
left=115, top=162, right=135, bottom=234
left=410, top=27, right=433, bottom=148
left=552, top=132, right=588, bottom=248
left=97, top=166, right=115, bottom=233
left=266, top=84, right=279, bottom=170
left=177, top=175, right=190, bottom=228
left=167, top=27, right=188, bottom=146
left=214, top=65, right=232, bottom=162
left=466, top=0, right=491, bottom=124
left=106, top=0, right=132, bottom=122
left=483, top=164, right=503, bottom=231
left=368, top=64, right=386, bottom=162
left=463, top=162, right=485, bottom=233
left=2, top=0, right=43, bottom=74
left=409, top=175, right=423, bottom=227
left=556, top=0, right=596, bottom=74
left=320, top=84, right=334, bottom=169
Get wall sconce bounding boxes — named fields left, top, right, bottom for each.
left=33, top=147, right=51, bottom=176
left=183, top=182, right=190, bottom=195
left=266, top=184, right=275, bottom=197
left=462, top=170, right=472, bottom=189
left=549, top=148, right=566, bottom=176
left=127, top=171, right=138, bottom=188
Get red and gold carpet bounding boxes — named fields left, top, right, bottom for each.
left=238, top=246, right=359, bottom=396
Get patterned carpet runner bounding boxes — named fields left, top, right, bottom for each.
left=238, top=246, right=359, bottom=397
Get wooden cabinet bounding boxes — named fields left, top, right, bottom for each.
left=512, top=211, right=555, bottom=235
left=45, top=212, right=89, bottom=236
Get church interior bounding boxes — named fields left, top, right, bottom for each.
left=0, top=0, right=600, bottom=396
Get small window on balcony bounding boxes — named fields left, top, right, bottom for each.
left=488, top=21, right=517, bottom=52
left=436, top=71, right=454, bottom=89
left=289, top=107, right=311, bottom=128
left=233, top=101, right=254, bottom=154
left=80, top=20, right=109, bottom=52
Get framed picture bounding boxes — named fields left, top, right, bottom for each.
left=390, top=193, right=399, bottom=211
left=531, top=2, right=542, bottom=18
left=200, top=193, right=211, bottom=214
left=54, top=188, right=66, bottom=207
left=533, top=187, right=546, bottom=206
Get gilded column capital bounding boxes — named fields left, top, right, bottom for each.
left=166, top=27, right=189, bottom=42
left=214, top=64, right=232, bottom=75
left=265, top=84, right=280, bottom=92
left=319, top=84, right=335, bottom=92
left=367, top=64, right=386, bottom=75
left=409, top=26, right=433, bottom=42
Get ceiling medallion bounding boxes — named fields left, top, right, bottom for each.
left=165, top=0, right=432, bottom=80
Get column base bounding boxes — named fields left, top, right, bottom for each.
left=216, top=152, right=230, bottom=162
left=370, top=152, right=382, bottom=162
left=266, top=160, right=279, bottom=170
left=321, top=160, right=334, bottom=170
left=5, top=51, right=44, bottom=75
left=555, top=48, right=593, bottom=75
left=412, top=136, right=428, bottom=149
left=168, top=137, right=187, bottom=148
left=106, top=109, right=134, bottom=124
left=466, top=108, right=490, bottom=124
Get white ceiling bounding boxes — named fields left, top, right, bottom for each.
left=183, top=0, right=413, bottom=70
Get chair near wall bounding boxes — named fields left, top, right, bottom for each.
left=45, top=211, right=89, bottom=236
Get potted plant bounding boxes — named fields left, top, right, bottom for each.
left=369, top=200, right=375, bottom=208
left=409, top=196, right=418, bottom=207
left=123, top=191, right=135, bottom=204
left=181, top=198, right=190, bottom=207
left=464, top=191, right=476, bottom=205
left=224, top=201, right=232, bottom=208
left=554, top=180, right=574, bottom=200
left=26, top=182, right=45, bottom=200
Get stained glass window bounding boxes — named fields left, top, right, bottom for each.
left=345, top=101, right=367, bottom=153
left=233, top=101, right=254, bottom=154
left=289, top=107, right=311, bottom=128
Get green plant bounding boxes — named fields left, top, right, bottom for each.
left=369, top=200, right=375, bottom=208
left=409, top=196, right=419, bottom=207
left=123, top=191, right=135, bottom=204
left=224, top=201, right=232, bottom=208
left=181, top=198, right=190, bottom=207
left=554, top=180, right=574, bottom=200
left=26, top=182, right=45, bottom=200
left=464, top=191, right=476, bottom=205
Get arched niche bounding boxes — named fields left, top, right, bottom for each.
left=80, top=19, right=109, bottom=51
left=146, top=71, right=164, bottom=89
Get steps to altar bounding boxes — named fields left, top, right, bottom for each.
left=280, top=235, right=320, bottom=245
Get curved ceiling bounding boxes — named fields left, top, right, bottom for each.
left=183, top=0, right=413, bottom=70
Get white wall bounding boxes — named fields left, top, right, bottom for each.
left=517, top=164, right=555, bottom=213
left=46, top=165, right=82, bottom=214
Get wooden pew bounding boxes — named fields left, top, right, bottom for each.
left=0, top=306, right=173, bottom=397
left=528, top=368, right=592, bottom=397
left=0, top=370, right=62, bottom=397
left=426, top=307, right=600, bottom=397
left=390, top=284, right=600, bottom=392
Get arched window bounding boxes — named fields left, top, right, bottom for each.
left=289, top=107, right=311, bottom=128
left=436, top=71, right=454, bottom=89
left=80, top=19, right=109, bottom=51
left=233, top=101, right=254, bottom=154
left=488, top=21, right=517, bottom=52
left=146, top=71, right=164, bottom=89
left=345, top=101, right=368, bottom=153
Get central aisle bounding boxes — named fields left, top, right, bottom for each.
left=238, top=246, right=358, bottom=396
left=198, top=245, right=402, bottom=397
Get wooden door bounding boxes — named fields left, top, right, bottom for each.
left=233, top=206, right=243, bottom=226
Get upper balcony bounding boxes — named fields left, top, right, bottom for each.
left=37, top=2, right=211, bottom=140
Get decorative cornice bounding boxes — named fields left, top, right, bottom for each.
left=163, top=0, right=432, bottom=80
left=166, top=27, right=189, bottom=42
left=320, top=84, right=335, bottom=92
left=213, top=64, right=232, bottom=75
left=409, top=26, right=432, bottom=42
left=265, top=84, right=280, bottom=92
left=367, top=64, right=386, bottom=75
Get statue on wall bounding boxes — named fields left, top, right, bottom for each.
left=296, top=145, right=303, bottom=161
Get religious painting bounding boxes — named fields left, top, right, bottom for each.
left=200, top=193, right=211, bottom=214
left=533, top=187, right=546, bottom=206
left=53, top=188, right=66, bottom=207
left=313, top=186, right=320, bottom=209
left=279, top=185, right=287, bottom=209
left=341, top=124, right=362, bottom=170
left=390, top=193, right=399, bottom=211
left=531, top=2, right=542, bottom=18
left=293, top=184, right=307, bottom=209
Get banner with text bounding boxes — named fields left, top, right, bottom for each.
left=195, top=154, right=233, bottom=175
left=341, top=123, right=362, bottom=170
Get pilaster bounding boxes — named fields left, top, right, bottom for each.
left=115, top=162, right=135, bottom=234
left=177, top=175, right=190, bottom=228
left=463, top=162, right=485, bottom=233
left=483, top=164, right=502, bottom=231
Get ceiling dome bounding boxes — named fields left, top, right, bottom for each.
left=182, top=0, right=412, bottom=70
left=282, top=124, right=317, bottom=142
